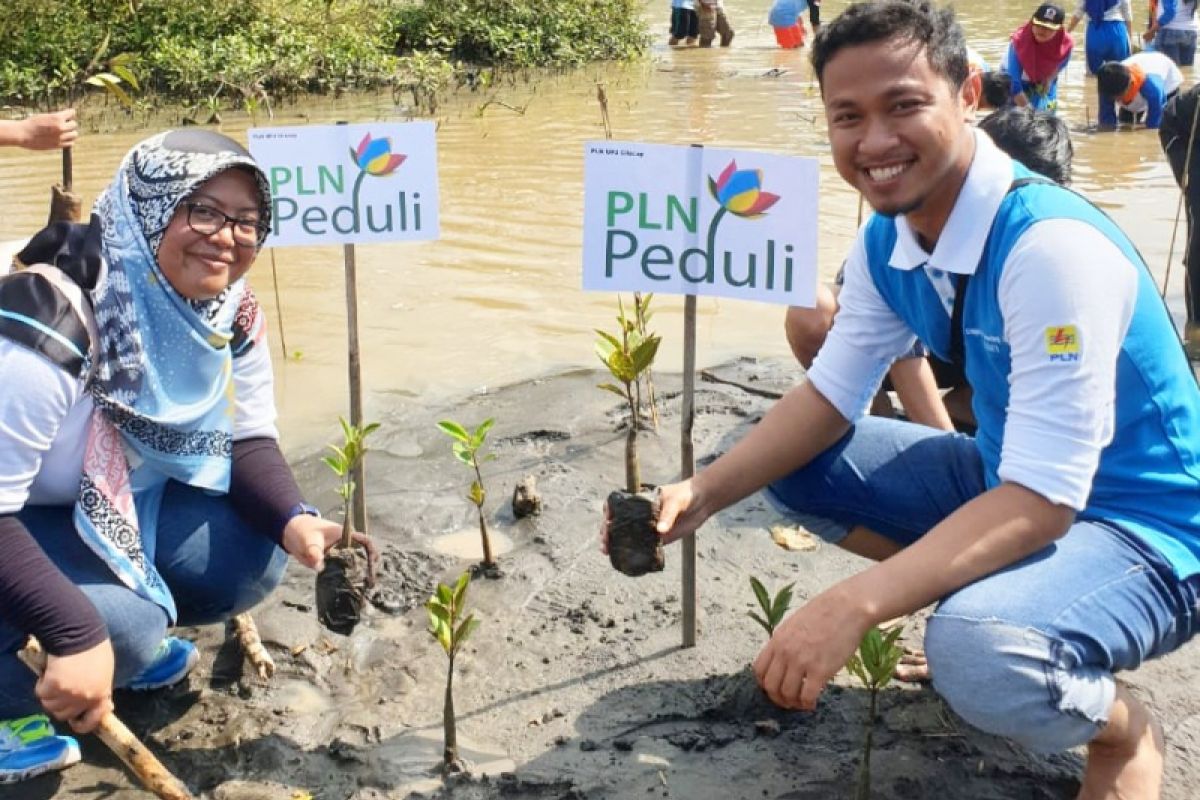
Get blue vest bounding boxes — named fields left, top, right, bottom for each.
left=861, top=166, right=1200, bottom=576
left=1085, top=0, right=1119, bottom=20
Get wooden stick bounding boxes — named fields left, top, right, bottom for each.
left=232, top=613, right=275, bottom=680
left=681, top=294, right=697, bottom=649
left=18, top=639, right=195, bottom=800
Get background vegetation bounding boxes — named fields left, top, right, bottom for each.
left=0, top=0, right=648, bottom=112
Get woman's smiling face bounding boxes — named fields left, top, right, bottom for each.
left=156, top=168, right=261, bottom=300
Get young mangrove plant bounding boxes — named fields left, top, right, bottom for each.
left=436, top=418, right=498, bottom=572
left=316, top=416, right=380, bottom=635
left=598, top=297, right=663, bottom=577
left=426, top=571, right=481, bottom=772
left=748, top=576, right=794, bottom=637
left=845, top=624, right=905, bottom=800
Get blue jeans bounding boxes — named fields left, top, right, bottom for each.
left=0, top=481, right=287, bottom=717
left=765, top=416, right=1200, bottom=752
left=1158, top=28, right=1198, bottom=67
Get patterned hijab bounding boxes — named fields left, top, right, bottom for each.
left=76, top=130, right=271, bottom=622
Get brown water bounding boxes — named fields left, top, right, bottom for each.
left=0, top=0, right=1190, bottom=452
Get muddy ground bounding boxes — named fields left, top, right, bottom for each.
left=5, top=357, right=1199, bottom=800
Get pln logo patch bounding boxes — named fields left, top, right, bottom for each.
left=1045, top=325, right=1080, bottom=362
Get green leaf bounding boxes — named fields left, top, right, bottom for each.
left=452, top=443, right=474, bottom=467
left=437, top=420, right=470, bottom=442
left=471, top=418, right=495, bottom=446
left=321, top=455, right=347, bottom=476
left=749, top=577, right=771, bottom=616
left=747, top=611, right=772, bottom=636
left=594, top=330, right=621, bottom=351
left=468, top=481, right=485, bottom=506
left=630, top=335, right=661, bottom=375
left=362, top=422, right=381, bottom=437
left=111, top=63, right=140, bottom=91
left=770, top=584, right=795, bottom=626
left=87, top=73, right=133, bottom=108
left=436, top=582, right=453, bottom=607
left=454, top=614, right=480, bottom=649
left=339, top=416, right=353, bottom=442
left=452, top=571, right=471, bottom=610
left=597, top=382, right=627, bottom=398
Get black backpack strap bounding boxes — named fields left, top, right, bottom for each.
left=0, top=263, right=97, bottom=380
left=946, top=176, right=1052, bottom=372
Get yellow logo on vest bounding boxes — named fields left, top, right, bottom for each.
left=1045, top=325, right=1080, bottom=362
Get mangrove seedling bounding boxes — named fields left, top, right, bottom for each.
left=598, top=297, right=663, bottom=577
left=436, top=418, right=499, bottom=572
left=845, top=624, right=905, bottom=800
left=748, top=576, right=794, bottom=637
left=316, top=416, right=380, bottom=635
left=426, top=571, right=481, bottom=772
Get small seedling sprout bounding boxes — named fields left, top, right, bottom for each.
left=845, top=624, right=905, bottom=800
left=436, top=418, right=498, bottom=567
left=320, top=416, right=380, bottom=548
left=426, top=571, right=481, bottom=771
left=748, top=576, right=794, bottom=637
left=596, top=296, right=661, bottom=493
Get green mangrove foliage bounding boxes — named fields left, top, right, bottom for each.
left=747, top=576, right=794, bottom=638
left=426, top=571, right=481, bottom=770
left=1, top=0, right=648, bottom=109
left=436, top=417, right=499, bottom=569
left=845, top=625, right=905, bottom=800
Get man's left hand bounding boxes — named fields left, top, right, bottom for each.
left=751, top=587, right=872, bottom=711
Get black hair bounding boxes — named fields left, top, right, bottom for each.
left=980, top=71, right=1015, bottom=110
left=811, top=0, right=969, bottom=91
left=1096, top=62, right=1132, bottom=98
left=978, top=106, right=1074, bottom=184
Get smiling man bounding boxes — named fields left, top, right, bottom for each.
left=633, top=1, right=1200, bottom=797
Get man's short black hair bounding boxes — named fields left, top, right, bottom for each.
left=1096, top=62, right=1132, bottom=98
left=978, top=106, right=1074, bottom=184
left=811, top=0, right=969, bottom=91
left=981, top=71, right=1015, bottom=109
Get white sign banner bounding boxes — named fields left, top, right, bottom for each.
left=582, top=141, right=818, bottom=307
left=248, top=121, right=439, bottom=247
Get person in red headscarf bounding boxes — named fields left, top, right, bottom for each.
left=1004, top=3, right=1075, bottom=111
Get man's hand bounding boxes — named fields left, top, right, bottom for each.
left=11, top=110, right=79, bottom=150
left=599, top=478, right=710, bottom=554
left=37, top=639, right=114, bottom=734
left=752, top=586, right=871, bottom=711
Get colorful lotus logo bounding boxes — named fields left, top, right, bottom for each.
left=350, top=133, right=406, bottom=177
left=708, top=161, right=780, bottom=218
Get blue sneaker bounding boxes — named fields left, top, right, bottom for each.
left=126, top=637, right=198, bottom=691
left=0, top=714, right=81, bottom=783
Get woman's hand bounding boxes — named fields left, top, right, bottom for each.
left=37, top=639, right=115, bottom=734
left=281, top=514, right=342, bottom=570
left=281, top=514, right=380, bottom=575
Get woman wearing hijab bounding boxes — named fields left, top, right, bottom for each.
left=0, top=130, right=348, bottom=782
left=1005, top=3, right=1076, bottom=111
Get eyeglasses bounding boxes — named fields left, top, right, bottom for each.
left=182, top=202, right=265, bottom=248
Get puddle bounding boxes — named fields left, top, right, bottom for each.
left=430, top=527, right=515, bottom=560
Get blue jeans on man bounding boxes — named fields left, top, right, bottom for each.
left=765, top=416, right=1199, bottom=752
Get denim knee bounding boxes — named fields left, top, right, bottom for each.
left=762, top=482, right=851, bottom=543
left=925, top=613, right=1112, bottom=752
left=171, top=544, right=287, bottom=627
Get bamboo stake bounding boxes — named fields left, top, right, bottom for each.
left=18, top=638, right=195, bottom=800
left=268, top=249, right=290, bottom=359
left=1163, top=95, right=1200, bottom=300
left=681, top=293, right=697, bottom=649
left=232, top=613, right=275, bottom=680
